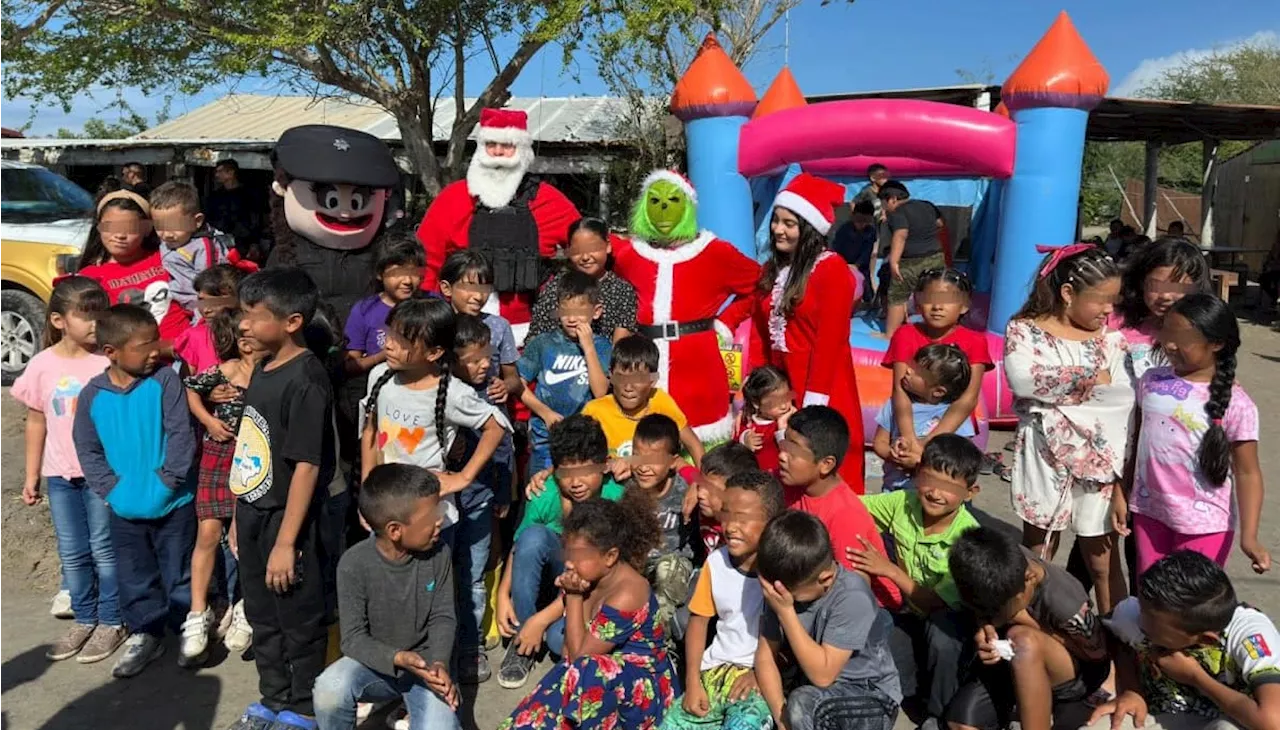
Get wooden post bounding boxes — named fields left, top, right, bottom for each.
left=1201, top=139, right=1219, bottom=247
left=1144, top=140, right=1160, bottom=238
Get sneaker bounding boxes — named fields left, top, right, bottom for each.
left=271, top=710, right=318, bottom=729
left=47, top=623, right=96, bottom=661
left=224, top=600, right=253, bottom=653
left=179, top=609, right=213, bottom=667
left=458, top=651, right=492, bottom=684
left=111, top=633, right=165, bottom=678
left=77, top=624, right=128, bottom=664
left=496, top=642, right=535, bottom=689
left=229, top=703, right=276, bottom=730
left=50, top=590, right=73, bottom=619
left=385, top=707, right=408, bottom=730
left=214, top=599, right=234, bottom=638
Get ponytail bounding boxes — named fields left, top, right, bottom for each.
left=1169, top=293, right=1241, bottom=487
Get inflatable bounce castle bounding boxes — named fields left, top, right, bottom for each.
left=671, top=11, right=1109, bottom=442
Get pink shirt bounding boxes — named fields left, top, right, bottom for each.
left=1132, top=367, right=1259, bottom=535
left=1107, top=313, right=1165, bottom=380
left=11, top=349, right=109, bottom=478
left=174, top=321, right=219, bottom=373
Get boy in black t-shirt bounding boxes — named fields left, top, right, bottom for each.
left=229, top=268, right=337, bottom=730
left=878, top=180, right=946, bottom=337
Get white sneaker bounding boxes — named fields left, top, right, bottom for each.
left=215, top=601, right=234, bottom=638
left=223, top=600, right=253, bottom=653
left=179, top=609, right=212, bottom=666
left=50, top=590, right=73, bottom=619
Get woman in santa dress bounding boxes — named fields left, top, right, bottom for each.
left=751, top=174, right=866, bottom=490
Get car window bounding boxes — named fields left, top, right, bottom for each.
left=1, top=168, right=94, bottom=222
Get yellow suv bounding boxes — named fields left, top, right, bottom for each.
left=1, top=160, right=92, bottom=384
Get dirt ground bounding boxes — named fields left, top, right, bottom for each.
left=3, top=322, right=1278, bottom=730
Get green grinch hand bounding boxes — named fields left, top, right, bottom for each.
left=630, top=170, right=699, bottom=243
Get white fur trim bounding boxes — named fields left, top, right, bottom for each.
left=775, top=189, right=832, bottom=235
left=802, top=391, right=830, bottom=407
left=769, top=251, right=836, bottom=355
left=693, top=411, right=735, bottom=445
left=641, top=170, right=697, bottom=205
left=656, top=338, right=671, bottom=392
left=629, top=230, right=716, bottom=266
left=477, top=126, right=533, bottom=148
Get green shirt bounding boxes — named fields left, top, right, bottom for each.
left=514, top=476, right=625, bottom=541
left=860, top=490, right=979, bottom=611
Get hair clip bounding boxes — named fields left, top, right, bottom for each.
left=1035, top=243, right=1094, bottom=279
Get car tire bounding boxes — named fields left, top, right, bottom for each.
left=1, top=289, right=46, bottom=385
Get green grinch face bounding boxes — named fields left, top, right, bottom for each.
left=645, top=180, right=689, bottom=236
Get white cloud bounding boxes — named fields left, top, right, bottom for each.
left=1113, top=30, right=1278, bottom=97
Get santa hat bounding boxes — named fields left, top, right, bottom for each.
left=773, top=173, right=845, bottom=235
left=477, top=108, right=532, bottom=147
left=640, top=169, right=697, bottom=206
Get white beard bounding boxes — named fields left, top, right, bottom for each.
left=466, top=145, right=534, bottom=209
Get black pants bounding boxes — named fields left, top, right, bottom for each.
left=237, top=502, right=330, bottom=715
left=891, top=610, right=973, bottom=720
left=111, top=502, right=197, bottom=637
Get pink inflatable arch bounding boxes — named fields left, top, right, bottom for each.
left=738, top=99, right=1017, bottom=179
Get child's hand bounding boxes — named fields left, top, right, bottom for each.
left=514, top=614, right=547, bottom=656
left=974, top=624, right=1001, bottom=665
left=608, top=457, right=632, bottom=482
left=424, top=662, right=459, bottom=710
left=1155, top=651, right=1205, bottom=686
left=228, top=516, right=239, bottom=559
left=1088, top=690, right=1148, bottom=730
left=1109, top=489, right=1130, bottom=537
left=209, top=383, right=239, bottom=404
left=206, top=419, right=236, bottom=442
left=846, top=536, right=898, bottom=579
left=433, top=471, right=469, bottom=495
left=486, top=377, right=509, bottom=404
left=555, top=568, right=591, bottom=595
left=572, top=320, right=595, bottom=346
left=21, top=478, right=41, bottom=506
left=777, top=403, right=797, bottom=433
left=742, top=430, right=764, bottom=452
left=727, top=669, right=759, bottom=702
left=682, top=680, right=711, bottom=717
left=758, top=576, right=795, bottom=614
left=543, top=412, right=564, bottom=428
left=495, top=593, right=520, bottom=638
left=265, top=542, right=297, bottom=594
left=1094, top=368, right=1112, bottom=387
left=525, top=468, right=552, bottom=499
left=1241, top=538, right=1272, bottom=574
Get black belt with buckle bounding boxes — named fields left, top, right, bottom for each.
left=636, top=318, right=716, bottom=340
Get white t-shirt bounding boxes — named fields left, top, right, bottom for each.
left=688, top=547, right=763, bottom=670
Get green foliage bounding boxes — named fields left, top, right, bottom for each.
left=55, top=117, right=149, bottom=139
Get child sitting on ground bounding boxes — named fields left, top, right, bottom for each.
left=312, top=464, right=460, bottom=730
left=947, top=526, right=1109, bottom=730
left=780, top=405, right=903, bottom=611
left=494, top=414, right=625, bottom=690
left=150, top=181, right=233, bottom=313
left=694, top=442, right=759, bottom=554
left=848, top=434, right=984, bottom=726
left=873, top=344, right=975, bottom=492
left=735, top=365, right=794, bottom=474
left=1090, top=550, right=1280, bottom=730
left=755, top=511, right=902, bottom=730
left=661, top=469, right=785, bottom=730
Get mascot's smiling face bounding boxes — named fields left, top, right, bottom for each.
left=273, top=178, right=389, bottom=251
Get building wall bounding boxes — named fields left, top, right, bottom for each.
left=1213, top=141, right=1280, bottom=274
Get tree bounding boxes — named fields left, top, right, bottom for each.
left=2, top=0, right=675, bottom=197
left=56, top=117, right=149, bottom=139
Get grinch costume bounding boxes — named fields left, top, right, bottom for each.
left=612, top=170, right=760, bottom=444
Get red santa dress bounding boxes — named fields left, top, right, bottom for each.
left=751, top=251, right=865, bottom=490
left=612, top=231, right=760, bottom=444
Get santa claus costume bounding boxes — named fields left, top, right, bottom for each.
left=751, top=174, right=866, bottom=489
left=613, top=171, right=760, bottom=444
left=417, top=108, right=580, bottom=343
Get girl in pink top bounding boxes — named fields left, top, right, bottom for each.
left=1113, top=293, right=1270, bottom=576
left=12, top=277, right=126, bottom=662
left=174, top=263, right=247, bottom=374
left=1110, top=237, right=1210, bottom=380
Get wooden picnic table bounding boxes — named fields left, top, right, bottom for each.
left=1199, top=246, right=1271, bottom=268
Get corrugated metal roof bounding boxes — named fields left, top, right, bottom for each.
left=133, top=94, right=634, bottom=145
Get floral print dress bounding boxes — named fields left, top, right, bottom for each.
left=500, top=593, right=679, bottom=730
left=1004, top=319, right=1135, bottom=535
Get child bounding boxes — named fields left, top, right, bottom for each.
left=312, top=464, right=461, bottom=730
left=1114, top=294, right=1269, bottom=575
left=1090, top=551, right=1280, bottom=730
left=227, top=268, right=337, bottom=729
left=343, top=235, right=425, bottom=377
left=519, top=270, right=613, bottom=472
left=77, top=185, right=191, bottom=342
left=581, top=334, right=704, bottom=464
left=1005, top=244, right=1132, bottom=615
left=873, top=344, right=975, bottom=492
left=695, top=442, right=760, bottom=554
left=850, top=435, right=984, bottom=726
left=662, top=469, right=785, bottom=730
left=779, top=406, right=903, bottom=611
left=735, top=365, right=794, bottom=474
left=1111, top=237, right=1210, bottom=379
left=500, top=496, right=677, bottom=730
left=72, top=304, right=197, bottom=679
left=181, top=311, right=262, bottom=665
left=880, top=268, right=990, bottom=464
left=150, top=181, right=233, bottom=312
left=947, top=527, right=1110, bottom=730
left=438, top=249, right=521, bottom=398
left=495, top=415, right=625, bottom=690
left=175, top=264, right=247, bottom=374
left=754, top=511, right=901, bottom=730
left=528, top=217, right=639, bottom=341
left=15, top=277, right=125, bottom=664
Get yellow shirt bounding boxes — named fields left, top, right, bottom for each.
left=580, top=389, right=687, bottom=457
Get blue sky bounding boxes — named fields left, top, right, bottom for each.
left=4, top=0, right=1277, bottom=135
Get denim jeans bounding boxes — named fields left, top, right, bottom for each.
left=110, top=502, right=195, bottom=637
left=313, top=656, right=461, bottom=730
left=47, top=477, right=120, bottom=626
left=451, top=500, right=493, bottom=651
left=510, top=524, right=566, bottom=654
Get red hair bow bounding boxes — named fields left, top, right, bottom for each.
left=1034, top=243, right=1094, bottom=279
left=226, top=249, right=260, bottom=273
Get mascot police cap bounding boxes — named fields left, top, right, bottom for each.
left=272, top=124, right=400, bottom=188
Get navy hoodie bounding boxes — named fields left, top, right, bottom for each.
left=73, top=366, right=196, bottom=519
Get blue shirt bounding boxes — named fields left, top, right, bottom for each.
left=875, top=400, right=975, bottom=492
left=517, top=330, right=614, bottom=447
left=481, top=313, right=518, bottom=385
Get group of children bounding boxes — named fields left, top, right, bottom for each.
left=14, top=177, right=1276, bottom=730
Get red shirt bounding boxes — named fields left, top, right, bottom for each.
left=735, top=416, right=782, bottom=474
left=80, top=252, right=191, bottom=341
left=882, top=323, right=992, bottom=370
left=787, top=481, right=904, bottom=611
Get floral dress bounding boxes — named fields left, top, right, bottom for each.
left=500, top=594, right=679, bottom=730
left=184, top=365, right=246, bottom=521
left=1004, top=319, right=1134, bottom=536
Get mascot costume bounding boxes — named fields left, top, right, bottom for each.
left=416, top=108, right=580, bottom=343
left=612, top=170, right=760, bottom=445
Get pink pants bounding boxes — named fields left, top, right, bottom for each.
left=1133, top=512, right=1233, bottom=576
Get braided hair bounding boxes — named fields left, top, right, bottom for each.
left=363, top=298, right=458, bottom=454
left=1014, top=245, right=1119, bottom=321
left=1169, top=294, right=1239, bottom=486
